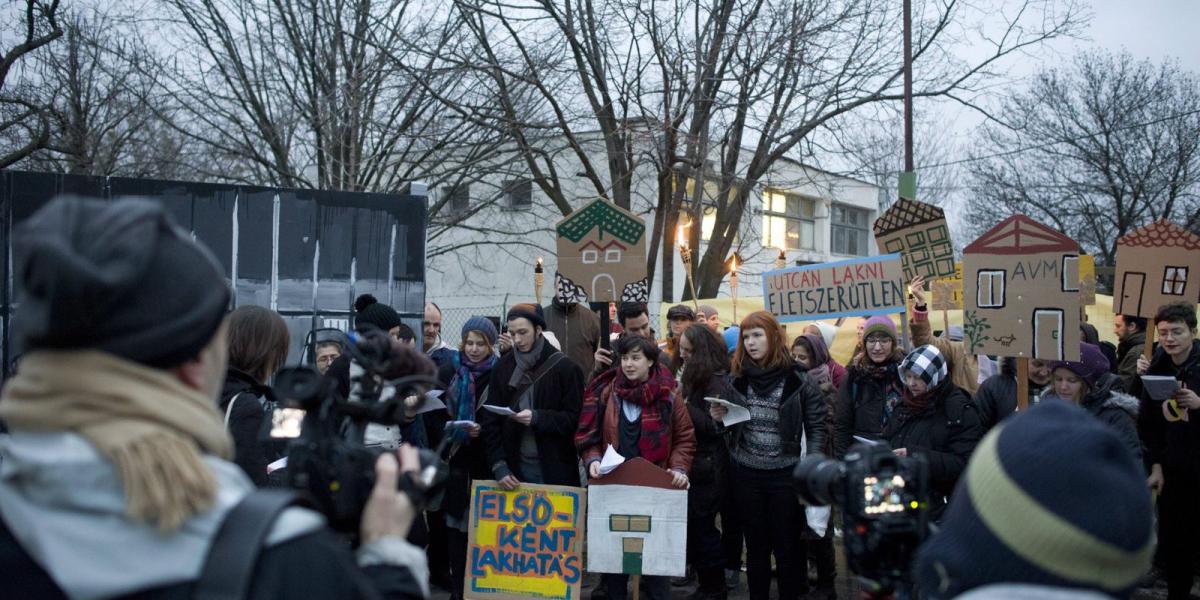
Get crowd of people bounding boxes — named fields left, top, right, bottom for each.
left=0, top=196, right=1196, bottom=600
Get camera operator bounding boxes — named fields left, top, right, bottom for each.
left=0, top=197, right=429, bottom=599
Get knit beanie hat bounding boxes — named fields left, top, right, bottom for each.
left=915, top=401, right=1154, bottom=600
left=900, top=344, right=948, bottom=388
left=354, top=294, right=403, bottom=333
left=861, top=315, right=898, bottom=342
left=723, top=326, right=741, bottom=355
left=1048, top=342, right=1110, bottom=390
left=811, top=321, right=837, bottom=349
left=14, top=196, right=230, bottom=367
left=507, top=303, right=546, bottom=329
left=667, top=304, right=696, bottom=321
left=462, top=316, right=498, bottom=346
left=697, top=305, right=718, bottom=320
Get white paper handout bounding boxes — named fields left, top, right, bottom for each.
left=598, top=444, right=626, bottom=475
left=705, top=397, right=750, bottom=426
left=482, top=404, right=518, bottom=416
left=853, top=435, right=885, bottom=447
left=1141, top=375, right=1181, bottom=401
left=409, top=392, right=447, bottom=415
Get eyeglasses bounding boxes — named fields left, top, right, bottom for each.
left=864, top=336, right=893, bottom=347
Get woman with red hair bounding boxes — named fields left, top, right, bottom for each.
left=709, top=311, right=827, bottom=600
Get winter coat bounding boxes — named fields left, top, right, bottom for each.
left=544, top=302, right=602, bottom=376
left=834, top=352, right=905, bottom=459
left=828, top=359, right=848, bottom=391
left=882, top=379, right=983, bottom=517
left=1115, top=331, right=1146, bottom=393
left=481, top=339, right=585, bottom=487
left=681, top=372, right=734, bottom=516
left=219, top=368, right=284, bottom=487
left=727, top=366, right=828, bottom=460
left=911, top=307, right=979, bottom=395
left=1037, top=373, right=1141, bottom=464
left=576, top=365, right=696, bottom=474
left=974, top=357, right=1047, bottom=434
left=1133, top=340, right=1200, bottom=483
left=430, top=361, right=495, bottom=520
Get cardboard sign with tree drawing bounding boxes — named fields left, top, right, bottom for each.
left=554, top=199, right=649, bottom=303
left=873, top=198, right=957, bottom=281
left=1112, top=220, right=1200, bottom=318
left=962, top=215, right=1082, bottom=361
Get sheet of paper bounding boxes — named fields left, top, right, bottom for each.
left=266, top=456, right=287, bottom=474
left=705, top=397, right=751, bottom=426
left=1141, top=375, right=1181, bottom=401
left=409, top=392, right=447, bottom=415
left=598, top=444, right=626, bottom=475
left=853, top=435, right=885, bottom=447
left=482, top=404, right=517, bottom=416
left=426, top=389, right=444, bottom=399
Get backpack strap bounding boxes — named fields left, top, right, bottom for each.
left=193, top=489, right=301, bottom=600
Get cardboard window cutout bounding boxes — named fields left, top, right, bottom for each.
left=586, top=458, right=688, bottom=578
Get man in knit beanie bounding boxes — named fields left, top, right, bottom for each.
left=915, top=401, right=1154, bottom=600
left=353, top=294, right=405, bottom=339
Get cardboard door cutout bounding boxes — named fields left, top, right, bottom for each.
left=962, top=215, right=1082, bottom=361
left=586, top=458, right=688, bottom=577
left=555, top=199, right=649, bottom=303
left=873, top=198, right=957, bottom=281
left=1112, top=220, right=1200, bottom=318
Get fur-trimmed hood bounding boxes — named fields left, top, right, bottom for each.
left=1037, top=373, right=1138, bottom=417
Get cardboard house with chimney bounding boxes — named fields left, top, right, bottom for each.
left=1113, top=220, right=1200, bottom=318
left=962, top=215, right=1082, bottom=361
left=872, top=197, right=956, bottom=281
left=554, top=199, right=649, bottom=303
left=586, top=458, right=688, bottom=578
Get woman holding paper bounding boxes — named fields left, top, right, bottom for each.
left=833, top=315, right=906, bottom=459
left=709, top=310, right=826, bottom=600
left=1041, top=342, right=1141, bottom=462
left=576, top=334, right=696, bottom=600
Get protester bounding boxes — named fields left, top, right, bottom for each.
left=677, top=324, right=735, bottom=600
left=314, top=340, right=342, bottom=375
left=354, top=293, right=405, bottom=339
left=915, top=401, right=1154, bottom=600
left=1134, top=301, right=1200, bottom=600
left=973, top=357, right=1052, bottom=432
left=396, top=323, right=418, bottom=349
left=803, top=322, right=848, bottom=390
left=423, top=301, right=456, bottom=368
left=482, top=303, right=585, bottom=489
left=834, top=316, right=905, bottom=458
left=663, top=304, right=697, bottom=361
left=792, top=333, right=845, bottom=392
left=577, top=334, right=696, bottom=600
left=0, top=197, right=428, bottom=599
left=1040, top=343, right=1140, bottom=462
left=717, top=322, right=743, bottom=589
left=698, top=305, right=721, bottom=332
left=220, top=305, right=290, bottom=487
left=1114, top=314, right=1148, bottom=391
left=545, top=296, right=602, bottom=375
left=909, top=275, right=980, bottom=395
left=420, top=302, right=455, bottom=590
left=888, top=345, right=983, bottom=520
left=592, top=302, right=656, bottom=376
left=709, top=311, right=826, bottom=600
left=428, top=317, right=499, bottom=600
left=790, top=333, right=839, bottom=598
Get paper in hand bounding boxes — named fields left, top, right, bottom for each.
left=1141, top=375, right=1181, bottom=401
left=410, top=392, right=447, bottom=415
left=482, top=405, right=518, bottom=417
left=598, top=444, right=626, bottom=475
left=706, top=397, right=751, bottom=426
left=853, top=435, right=885, bottom=447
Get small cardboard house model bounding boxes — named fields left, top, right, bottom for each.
left=962, top=215, right=1081, bottom=361
left=1113, top=220, right=1200, bottom=318
left=586, top=458, right=688, bottom=577
left=873, top=198, right=956, bottom=281
left=555, top=199, right=649, bottom=303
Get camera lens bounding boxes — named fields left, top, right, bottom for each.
left=793, top=454, right=845, bottom=506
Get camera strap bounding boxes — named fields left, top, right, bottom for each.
left=193, top=489, right=301, bottom=600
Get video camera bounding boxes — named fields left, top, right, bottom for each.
left=793, top=443, right=930, bottom=596
left=271, top=327, right=448, bottom=536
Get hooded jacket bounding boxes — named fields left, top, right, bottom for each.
left=1115, top=331, right=1146, bottom=394
left=219, top=368, right=283, bottom=487
left=1038, top=373, right=1141, bottom=464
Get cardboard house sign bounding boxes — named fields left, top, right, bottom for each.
left=763, top=254, right=907, bottom=322
left=466, top=481, right=587, bottom=600
left=931, top=263, right=964, bottom=311
left=873, top=198, right=957, bottom=281
left=962, top=215, right=1081, bottom=361
left=555, top=198, right=649, bottom=303
left=586, top=458, right=688, bottom=578
left=1113, top=220, right=1200, bottom=318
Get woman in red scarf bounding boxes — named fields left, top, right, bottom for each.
left=576, top=334, right=696, bottom=600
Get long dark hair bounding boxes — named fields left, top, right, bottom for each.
left=680, top=324, right=730, bottom=402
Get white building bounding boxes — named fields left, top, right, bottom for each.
left=423, top=131, right=881, bottom=333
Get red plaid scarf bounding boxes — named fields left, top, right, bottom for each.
left=576, top=363, right=676, bottom=464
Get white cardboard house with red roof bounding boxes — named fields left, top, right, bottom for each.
left=586, top=458, right=688, bottom=578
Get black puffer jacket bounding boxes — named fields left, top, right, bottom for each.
left=682, top=372, right=734, bottom=516
left=974, top=357, right=1047, bottom=434
left=882, top=379, right=982, bottom=518
left=834, top=354, right=905, bottom=459
left=219, top=369, right=284, bottom=487
left=1038, top=373, right=1141, bottom=464
left=728, top=366, right=827, bottom=459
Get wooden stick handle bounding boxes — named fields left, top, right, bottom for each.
left=1017, top=357, right=1030, bottom=411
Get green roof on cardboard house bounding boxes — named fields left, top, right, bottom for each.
left=556, top=198, right=646, bottom=245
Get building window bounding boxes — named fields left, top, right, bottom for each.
left=1062, top=255, right=1080, bottom=292
left=1163, top=266, right=1188, bottom=295
left=762, top=190, right=815, bottom=251
left=503, top=178, right=533, bottom=210
left=582, top=249, right=598, bottom=264
left=446, top=185, right=470, bottom=213
left=978, top=270, right=1006, bottom=308
left=832, top=205, right=870, bottom=256
left=605, top=248, right=622, bottom=263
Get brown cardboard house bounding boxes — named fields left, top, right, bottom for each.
left=873, top=198, right=956, bottom=281
left=555, top=199, right=649, bottom=303
left=962, top=215, right=1082, bottom=361
left=1113, top=220, right=1200, bottom=318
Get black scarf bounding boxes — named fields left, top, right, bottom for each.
left=508, top=335, right=546, bottom=389
left=741, top=362, right=789, bottom=396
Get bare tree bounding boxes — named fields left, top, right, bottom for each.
left=963, top=50, right=1200, bottom=266
left=0, top=0, right=63, bottom=168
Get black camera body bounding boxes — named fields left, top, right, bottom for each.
left=272, top=328, right=448, bottom=536
left=794, top=443, right=930, bottom=594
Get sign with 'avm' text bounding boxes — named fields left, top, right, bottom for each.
left=763, top=254, right=907, bottom=322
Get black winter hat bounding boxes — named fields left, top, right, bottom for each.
left=14, top=196, right=230, bottom=367
left=353, top=294, right=403, bottom=333
left=506, top=303, right=546, bottom=329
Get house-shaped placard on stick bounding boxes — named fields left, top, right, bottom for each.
left=873, top=198, right=956, bottom=281
left=962, top=215, right=1081, bottom=361
left=586, top=458, right=688, bottom=578
left=1113, top=220, right=1200, bottom=317
left=555, top=199, right=649, bottom=303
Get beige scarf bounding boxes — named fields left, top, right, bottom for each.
left=0, top=350, right=233, bottom=531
